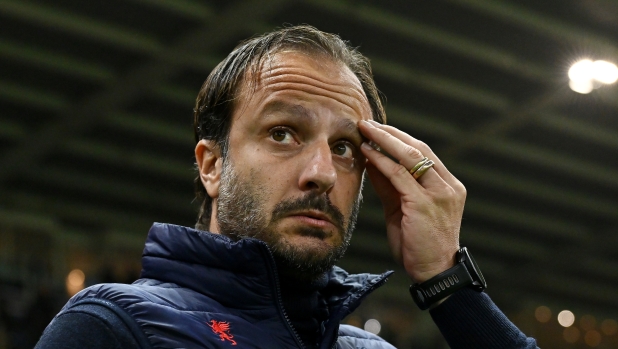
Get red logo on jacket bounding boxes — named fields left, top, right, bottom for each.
left=207, top=320, right=237, bottom=345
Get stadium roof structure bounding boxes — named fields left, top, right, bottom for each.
left=1, top=0, right=618, bottom=345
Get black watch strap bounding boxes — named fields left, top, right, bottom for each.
left=409, top=263, right=474, bottom=310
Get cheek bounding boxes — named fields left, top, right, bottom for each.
left=337, top=174, right=363, bottom=210
left=246, top=158, right=297, bottom=203
left=250, top=157, right=288, bottom=185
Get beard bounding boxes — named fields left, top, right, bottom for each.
left=216, top=158, right=362, bottom=281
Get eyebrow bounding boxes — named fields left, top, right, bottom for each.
left=262, top=100, right=364, bottom=142
left=336, top=117, right=358, bottom=133
left=335, top=117, right=363, bottom=143
left=262, top=100, right=313, bottom=120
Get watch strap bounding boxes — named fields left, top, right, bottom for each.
left=409, top=263, right=474, bottom=310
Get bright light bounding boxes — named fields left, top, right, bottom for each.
left=558, top=310, right=576, bottom=327
left=569, top=59, right=595, bottom=83
left=67, top=269, right=85, bottom=286
left=66, top=269, right=85, bottom=296
left=568, top=59, right=618, bottom=93
left=364, top=319, right=381, bottom=335
left=535, top=306, right=552, bottom=323
left=592, top=60, right=618, bottom=84
left=569, top=80, right=594, bottom=94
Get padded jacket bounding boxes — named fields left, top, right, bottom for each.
left=55, top=223, right=396, bottom=349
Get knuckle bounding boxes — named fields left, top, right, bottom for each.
left=417, top=141, right=432, bottom=154
left=451, top=180, right=467, bottom=197
left=403, top=145, right=423, bottom=159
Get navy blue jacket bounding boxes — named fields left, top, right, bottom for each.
left=37, top=223, right=539, bottom=348
left=48, top=223, right=395, bottom=348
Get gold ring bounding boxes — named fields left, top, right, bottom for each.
left=409, top=157, right=428, bottom=175
left=412, top=160, right=435, bottom=179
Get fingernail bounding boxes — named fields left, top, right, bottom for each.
left=369, top=141, right=381, bottom=151
left=367, top=120, right=381, bottom=126
left=361, top=142, right=373, bottom=151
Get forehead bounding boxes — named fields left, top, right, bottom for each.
left=234, top=50, right=372, bottom=121
left=260, top=50, right=361, bottom=87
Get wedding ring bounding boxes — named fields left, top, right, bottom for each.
left=412, top=160, right=435, bottom=179
left=409, top=157, right=428, bottom=175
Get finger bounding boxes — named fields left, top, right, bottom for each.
left=369, top=121, right=453, bottom=181
left=360, top=120, right=458, bottom=187
left=365, top=161, right=396, bottom=200
left=360, top=142, right=425, bottom=196
left=365, top=161, right=402, bottom=216
left=379, top=123, right=454, bottom=180
left=359, top=121, right=443, bottom=186
left=359, top=120, right=424, bottom=170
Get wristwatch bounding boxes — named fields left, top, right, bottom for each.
left=409, top=247, right=487, bottom=310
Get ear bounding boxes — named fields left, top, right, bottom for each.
left=195, top=140, right=223, bottom=199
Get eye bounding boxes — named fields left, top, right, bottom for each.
left=332, top=142, right=354, bottom=158
left=270, top=128, right=294, bottom=144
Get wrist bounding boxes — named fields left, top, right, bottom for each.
left=411, top=262, right=456, bottom=283
left=409, top=247, right=487, bottom=310
left=408, top=252, right=457, bottom=283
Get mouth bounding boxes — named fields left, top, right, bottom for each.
left=287, top=210, right=336, bottom=229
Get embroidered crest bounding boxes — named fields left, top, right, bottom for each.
left=207, top=320, right=237, bottom=345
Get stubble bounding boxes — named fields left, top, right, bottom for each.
left=216, top=158, right=362, bottom=280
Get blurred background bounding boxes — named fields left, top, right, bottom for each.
left=1, top=0, right=618, bottom=348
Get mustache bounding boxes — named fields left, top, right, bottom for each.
left=270, top=192, right=345, bottom=231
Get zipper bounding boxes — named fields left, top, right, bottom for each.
left=257, top=239, right=393, bottom=349
left=258, top=242, right=306, bottom=349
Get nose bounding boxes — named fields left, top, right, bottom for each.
left=298, top=142, right=337, bottom=194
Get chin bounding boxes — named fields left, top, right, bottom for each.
left=288, top=234, right=336, bottom=254
left=269, top=232, right=347, bottom=279
left=287, top=225, right=343, bottom=251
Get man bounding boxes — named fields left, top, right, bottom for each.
left=36, top=25, right=538, bottom=348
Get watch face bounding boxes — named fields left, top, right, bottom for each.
left=461, top=247, right=487, bottom=290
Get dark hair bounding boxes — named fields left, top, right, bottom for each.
left=193, top=25, right=386, bottom=231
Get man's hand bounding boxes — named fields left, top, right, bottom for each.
left=358, top=120, right=466, bottom=283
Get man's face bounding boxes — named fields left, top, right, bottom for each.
left=215, top=51, right=373, bottom=278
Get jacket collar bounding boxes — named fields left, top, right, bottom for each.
left=140, top=222, right=393, bottom=342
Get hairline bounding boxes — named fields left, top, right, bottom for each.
left=229, top=49, right=370, bottom=137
